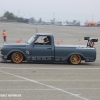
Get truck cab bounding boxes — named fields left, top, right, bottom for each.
left=29, top=33, right=55, bottom=63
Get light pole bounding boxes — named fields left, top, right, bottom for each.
left=18, top=10, right=20, bottom=17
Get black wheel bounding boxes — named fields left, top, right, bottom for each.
left=69, top=54, right=81, bottom=65
left=11, top=52, right=23, bottom=63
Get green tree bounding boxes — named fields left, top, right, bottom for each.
left=3, top=11, right=15, bottom=20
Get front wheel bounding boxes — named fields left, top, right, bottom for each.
left=11, top=52, right=23, bottom=63
left=69, top=54, right=81, bottom=65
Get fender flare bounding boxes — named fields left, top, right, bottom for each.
left=7, top=50, right=27, bottom=60
left=67, top=52, right=85, bottom=60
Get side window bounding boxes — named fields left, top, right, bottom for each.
left=35, top=36, right=46, bottom=45
left=35, top=36, right=51, bottom=45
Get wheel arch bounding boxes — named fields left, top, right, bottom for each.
left=7, top=50, right=26, bottom=61
left=67, top=52, right=85, bottom=61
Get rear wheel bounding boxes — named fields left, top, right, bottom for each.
left=69, top=54, right=81, bottom=65
left=11, top=52, right=23, bottom=63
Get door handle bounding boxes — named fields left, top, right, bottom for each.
left=47, top=48, right=52, bottom=49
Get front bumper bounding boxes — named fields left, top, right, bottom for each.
left=0, top=54, right=7, bottom=62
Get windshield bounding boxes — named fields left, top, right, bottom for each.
left=27, top=35, right=36, bottom=44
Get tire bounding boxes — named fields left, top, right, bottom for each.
left=11, top=52, right=23, bottom=63
left=69, top=54, right=81, bottom=65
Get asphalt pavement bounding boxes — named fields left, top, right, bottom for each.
left=0, top=22, right=100, bottom=100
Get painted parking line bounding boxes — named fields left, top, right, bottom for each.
left=0, top=70, right=88, bottom=100
left=0, top=80, right=100, bottom=82
left=0, top=88, right=100, bottom=90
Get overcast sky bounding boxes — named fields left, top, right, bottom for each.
left=0, top=0, right=100, bottom=23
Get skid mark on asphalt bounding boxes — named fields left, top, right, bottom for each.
left=0, top=70, right=88, bottom=100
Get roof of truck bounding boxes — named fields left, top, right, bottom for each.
left=35, top=33, right=53, bottom=36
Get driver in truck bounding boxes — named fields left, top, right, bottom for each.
left=43, top=36, right=51, bottom=45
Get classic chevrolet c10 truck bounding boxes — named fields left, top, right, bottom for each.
left=0, top=33, right=98, bottom=65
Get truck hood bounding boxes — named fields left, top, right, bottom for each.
left=3, top=43, right=28, bottom=47
left=55, top=44, right=87, bottom=47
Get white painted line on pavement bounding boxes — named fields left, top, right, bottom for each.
left=0, top=70, right=88, bottom=100
left=0, top=88, right=100, bottom=90
left=0, top=80, right=100, bottom=82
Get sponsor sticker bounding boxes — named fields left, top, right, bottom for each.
left=76, top=47, right=95, bottom=49
left=26, top=50, right=30, bottom=54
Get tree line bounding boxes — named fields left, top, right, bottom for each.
left=1, top=11, right=42, bottom=24
left=1, top=11, right=29, bottom=23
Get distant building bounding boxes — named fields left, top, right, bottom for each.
left=97, top=21, right=100, bottom=27
left=62, top=22, right=67, bottom=26
left=66, top=20, right=80, bottom=26
left=56, top=22, right=62, bottom=26
left=28, top=17, right=35, bottom=24
left=0, top=17, right=7, bottom=21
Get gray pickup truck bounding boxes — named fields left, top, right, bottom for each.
left=0, top=33, right=98, bottom=65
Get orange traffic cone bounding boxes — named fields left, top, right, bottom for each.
left=16, top=40, right=19, bottom=43
left=18, top=39, right=20, bottom=43
left=16, top=38, right=22, bottom=43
